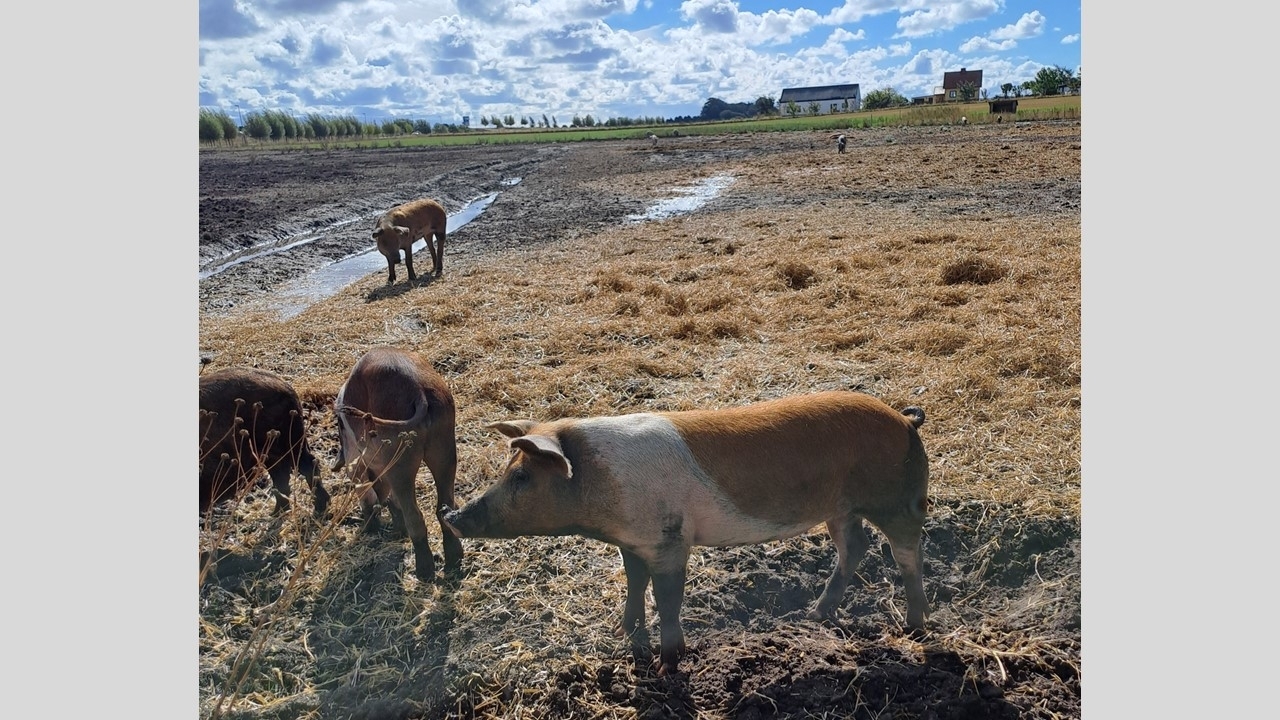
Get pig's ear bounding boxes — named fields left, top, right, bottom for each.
left=486, top=420, right=538, bottom=438
left=510, top=435, right=573, bottom=478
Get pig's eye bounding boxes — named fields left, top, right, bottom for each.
left=509, top=467, right=530, bottom=486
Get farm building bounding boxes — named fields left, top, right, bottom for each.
left=778, top=84, right=861, bottom=115
left=988, top=98, right=1018, bottom=115
left=942, top=68, right=984, bottom=102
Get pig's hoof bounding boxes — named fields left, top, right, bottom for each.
left=442, top=562, right=464, bottom=583
left=806, top=606, right=833, bottom=622
left=654, top=659, right=682, bottom=679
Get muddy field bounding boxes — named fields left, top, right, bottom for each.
left=199, top=124, right=1081, bottom=719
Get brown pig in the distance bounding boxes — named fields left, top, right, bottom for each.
left=372, top=197, right=447, bottom=285
left=333, top=346, right=462, bottom=580
left=442, top=390, right=929, bottom=676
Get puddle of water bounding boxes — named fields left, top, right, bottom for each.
left=626, top=174, right=735, bottom=222
left=200, top=181, right=519, bottom=280
left=271, top=193, right=498, bottom=320
left=199, top=216, right=366, bottom=280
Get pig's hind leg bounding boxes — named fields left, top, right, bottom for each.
left=809, top=514, right=872, bottom=620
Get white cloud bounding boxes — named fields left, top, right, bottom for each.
left=1062, top=33, right=1080, bottom=44
left=959, top=36, right=1015, bottom=53
left=989, top=11, right=1045, bottom=41
left=824, top=0, right=904, bottom=25
left=198, top=0, right=1078, bottom=123
left=680, top=0, right=739, bottom=33
left=750, top=8, right=822, bottom=44
left=830, top=27, right=865, bottom=43
left=896, top=0, right=1003, bottom=39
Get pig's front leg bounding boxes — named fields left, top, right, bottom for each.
left=618, top=548, right=651, bottom=652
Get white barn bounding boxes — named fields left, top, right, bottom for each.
left=778, top=84, right=861, bottom=115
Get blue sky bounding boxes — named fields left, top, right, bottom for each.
left=198, top=0, right=1081, bottom=124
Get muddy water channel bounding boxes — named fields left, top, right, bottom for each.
left=269, top=192, right=500, bottom=319
left=201, top=171, right=733, bottom=320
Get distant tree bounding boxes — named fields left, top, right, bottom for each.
left=862, top=87, right=910, bottom=110
left=1000, top=83, right=1015, bottom=97
left=216, top=112, right=237, bottom=142
left=305, top=113, right=329, bottom=139
left=480, top=116, right=489, bottom=126
left=806, top=101, right=820, bottom=115
left=502, top=114, right=514, bottom=126
left=198, top=108, right=225, bottom=144
left=700, top=97, right=728, bottom=120
left=1030, top=65, right=1074, bottom=96
left=262, top=110, right=285, bottom=140
left=382, top=120, right=398, bottom=134
left=413, top=119, right=431, bottom=133
left=754, top=95, right=777, bottom=115
left=244, top=112, right=272, bottom=140
left=957, top=82, right=980, bottom=102
left=1020, top=80, right=1035, bottom=96
left=785, top=100, right=799, bottom=117
left=542, top=113, right=550, bottom=128
left=552, top=115, right=559, bottom=127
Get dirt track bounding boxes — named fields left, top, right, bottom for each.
left=199, top=124, right=1081, bottom=719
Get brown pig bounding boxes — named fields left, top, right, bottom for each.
left=332, top=346, right=462, bottom=580
left=442, top=391, right=929, bottom=676
left=372, top=197, right=447, bottom=285
left=199, top=367, right=330, bottom=517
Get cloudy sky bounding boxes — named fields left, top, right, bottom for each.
left=198, top=0, right=1081, bottom=125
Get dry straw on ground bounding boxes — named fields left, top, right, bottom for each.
left=199, top=122, right=1080, bottom=719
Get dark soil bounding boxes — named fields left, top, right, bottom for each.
left=199, top=125, right=1081, bottom=719
left=199, top=127, right=1079, bottom=317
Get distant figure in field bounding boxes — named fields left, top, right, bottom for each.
left=648, top=133, right=658, bottom=147
left=836, top=134, right=847, bottom=154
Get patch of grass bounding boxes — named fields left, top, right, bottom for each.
left=940, top=255, right=1010, bottom=285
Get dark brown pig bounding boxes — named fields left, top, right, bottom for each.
left=443, top=391, right=929, bottom=676
left=198, top=367, right=329, bottom=517
left=332, top=346, right=462, bottom=580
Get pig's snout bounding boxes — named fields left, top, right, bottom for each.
left=441, top=499, right=486, bottom=538
left=440, top=510, right=462, bottom=538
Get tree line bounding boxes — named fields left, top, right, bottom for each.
left=198, top=108, right=471, bottom=145
left=200, top=66, right=1080, bottom=145
left=199, top=107, right=678, bottom=145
